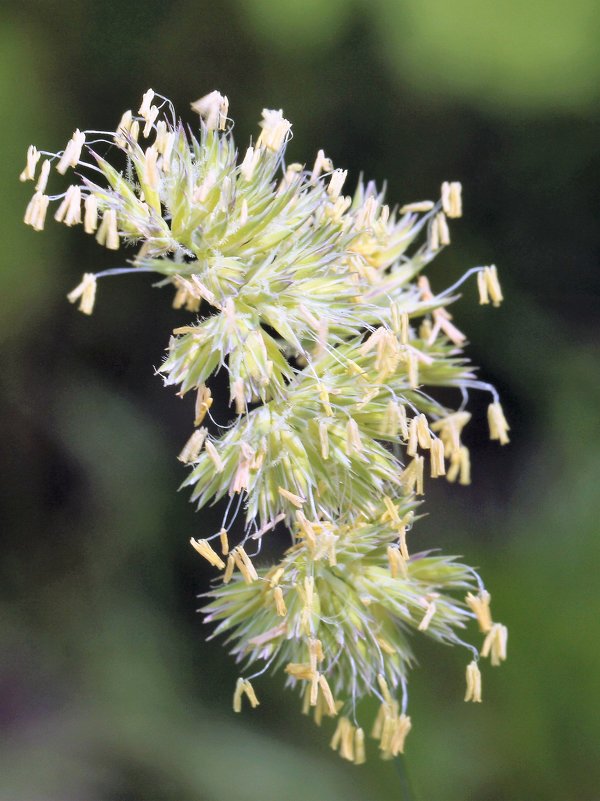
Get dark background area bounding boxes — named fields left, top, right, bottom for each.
left=2, top=1, right=600, bottom=799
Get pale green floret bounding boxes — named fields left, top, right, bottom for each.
left=203, top=513, right=477, bottom=702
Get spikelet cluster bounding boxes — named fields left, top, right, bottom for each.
left=21, top=89, right=509, bottom=762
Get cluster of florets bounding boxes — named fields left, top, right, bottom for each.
left=21, top=89, right=509, bottom=763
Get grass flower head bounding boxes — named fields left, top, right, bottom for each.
left=22, top=89, right=509, bottom=762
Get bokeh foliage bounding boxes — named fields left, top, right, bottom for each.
left=2, top=1, right=599, bottom=799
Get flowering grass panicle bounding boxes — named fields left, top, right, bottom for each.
left=22, top=89, right=508, bottom=763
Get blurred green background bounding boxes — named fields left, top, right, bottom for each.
left=2, top=1, right=600, bottom=799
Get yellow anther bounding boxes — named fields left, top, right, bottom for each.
left=441, top=181, right=462, bottom=218
left=345, top=417, right=363, bottom=455
left=273, top=585, right=287, bottom=616
left=83, top=194, right=98, bottom=233
left=54, top=185, right=82, bottom=226
left=56, top=130, right=86, bottom=174
left=317, top=675, right=337, bottom=716
left=223, top=554, right=235, bottom=583
left=96, top=208, right=119, bottom=250
left=406, top=417, right=418, bottom=457
left=478, top=269, right=489, bottom=304
left=66, top=272, right=97, bottom=315
left=418, top=600, right=436, bottom=631
left=430, top=437, right=446, bottom=477
left=232, top=677, right=244, bottom=713
left=481, top=623, right=508, bottom=666
left=278, top=486, right=305, bottom=507
left=416, top=414, right=432, bottom=449
left=401, top=455, right=424, bottom=495
left=232, top=546, right=258, bottom=584
left=484, top=265, right=503, bottom=306
left=23, top=191, right=50, bottom=231
left=465, top=590, right=493, bottom=633
left=243, top=679, right=260, bottom=708
left=436, top=211, right=450, bottom=246
left=319, top=420, right=330, bottom=460
left=20, top=145, right=41, bottom=181
left=194, top=385, right=213, bottom=426
left=464, top=660, right=482, bottom=703
left=354, top=727, right=366, bottom=764
left=189, top=538, right=226, bottom=570
left=35, top=159, right=50, bottom=194
left=191, top=90, right=229, bottom=131
left=205, top=440, right=224, bottom=472
left=256, top=108, right=292, bottom=151
left=387, top=545, right=407, bottom=579
left=487, top=402, right=510, bottom=445
left=400, top=200, right=434, bottom=214
left=285, top=662, right=315, bottom=681
left=177, top=428, right=208, bottom=463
